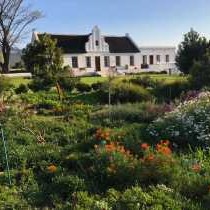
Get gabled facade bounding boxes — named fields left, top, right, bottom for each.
left=32, top=26, right=177, bottom=76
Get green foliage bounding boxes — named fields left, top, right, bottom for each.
left=153, top=80, right=191, bottom=102
left=90, top=102, right=170, bottom=126
left=107, top=80, right=152, bottom=104
left=1, top=74, right=210, bottom=209
left=15, top=84, right=29, bottom=94
left=190, top=52, right=210, bottom=89
left=52, top=175, right=87, bottom=200
left=76, top=83, right=92, bottom=92
left=22, top=34, right=63, bottom=75
left=176, top=28, right=209, bottom=74
left=0, top=76, right=13, bottom=95
left=91, top=82, right=104, bottom=91
left=130, top=76, right=159, bottom=88
left=22, top=34, right=65, bottom=91
left=148, top=92, right=210, bottom=149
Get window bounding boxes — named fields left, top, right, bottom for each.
left=116, top=56, right=121, bottom=66
left=166, top=55, right=170, bottom=63
left=104, top=56, right=110, bottom=67
left=143, top=55, right=147, bottom=64
left=72, top=56, right=78, bottom=68
left=156, top=55, right=161, bottom=63
left=95, top=40, right=99, bottom=46
left=86, top=56, right=91, bottom=68
left=149, top=55, right=154, bottom=65
left=130, top=56, right=134, bottom=66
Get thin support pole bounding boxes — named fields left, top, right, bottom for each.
left=1, top=124, right=11, bottom=185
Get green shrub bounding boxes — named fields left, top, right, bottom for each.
left=15, top=84, right=29, bottom=94
left=29, top=76, right=54, bottom=91
left=154, top=80, right=191, bottom=102
left=76, top=83, right=92, bottom=92
left=91, top=82, right=104, bottom=91
left=90, top=102, right=172, bottom=126
left=109, top=81, right=151, bottom=103
left=58, top=77, right=79, bottom=92
left=148, top=92, right=210, bottom=149
left=52, top=175, right=86, bottom=200
left=189, top=55, right=210, bottom=89
left=130, top=76, right=158, bottom=88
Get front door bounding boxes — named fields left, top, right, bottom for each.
left=95, top=56, right=101, bottom=71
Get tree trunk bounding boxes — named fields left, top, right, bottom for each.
left=2, top=42, right=10, bottom=73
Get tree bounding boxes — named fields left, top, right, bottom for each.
left=22, top=34, right=64, bottom=90
left=22, top=34, right=63, bottom=75
left=0, top=0, right=42, bottom=73
left=190, top=51, right=210, bottom=89
left=176, top=28, right=209, bottom=74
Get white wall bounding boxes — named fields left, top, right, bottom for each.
left=63, top=53, right=141, bottom=72
left=139, top=47, right=176, bottom=72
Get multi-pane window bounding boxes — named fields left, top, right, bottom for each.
left=143, top=55, right=147, bottom=64
left=86, top=56, right=91, bottom=68
left=149, top=55, right=154, bottom=65
left=104, top=56, right=110, bottom=67
left=130, top=56, right=134, bottom=66
left=72, top=56, right=78, bottom=68
left=156, top=55, right=161, bottom=63
left=116, top=56, right=121, bottom=66
left=166, top=55, right=170, bottom=63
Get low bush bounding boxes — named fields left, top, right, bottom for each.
left=110, top=80, right=152, bottom=103
left=58, top=77, right=80, bottom=92
left=148, top=91, right=210, bottom=149
left=153, top=79, right=191, bottom=102
left=91, top=82, right=104, bottom=91
left=90, top=102, right=173, bottom=126
left=130, top=76, right=159, bottom=88
left=76, top=83, right=92, bottom=92
left=15, top=84, right=29, bottom=94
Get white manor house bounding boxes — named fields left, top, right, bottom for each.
left=32, top=26, right=177, bottom=76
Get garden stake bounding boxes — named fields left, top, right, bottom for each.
left=0, top=124, right=12, bottom=185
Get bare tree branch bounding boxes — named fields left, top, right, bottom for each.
left=0, top=0, right=42, bottom=72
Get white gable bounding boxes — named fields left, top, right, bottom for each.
left=85, top=26, right=109, bottom=53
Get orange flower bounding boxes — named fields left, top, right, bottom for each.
left=47, top=164, right=57, bottom=173
left=156, top=141, right=172, bottom=156
left=141, top=143, right=150, bottom=150
left=145, top=154, right=155, bottom=161
left=192, top=164, right=201, bottom=172
left=160, top=140, right=170, bottom=146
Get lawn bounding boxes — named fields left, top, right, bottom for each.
left=80, top=74, right=186, bottom=85
left=8, top=74, right=185, bottom=87
left=9, top=77, right=31, bottom=87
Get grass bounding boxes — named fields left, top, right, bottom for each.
left=9, top=77, right=31, bottom=87
left=80, top=76, right=107, bottom=85
left=8, top=74, right=186, bottom=87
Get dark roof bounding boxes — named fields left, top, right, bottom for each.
left=104, top=36, right=140, bottom=53
left=38, top=34, right=89, bottom=54
left=37, top=33, right=140, bottom=54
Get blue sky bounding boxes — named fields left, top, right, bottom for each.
left=23, top=0, right=210, bottom=47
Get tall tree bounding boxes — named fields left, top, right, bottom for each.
left=176, top=28, right=209, bottom=74
left=22, top=34, right=64, bottom=90
left=0, top=0, right=42, bottom=73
